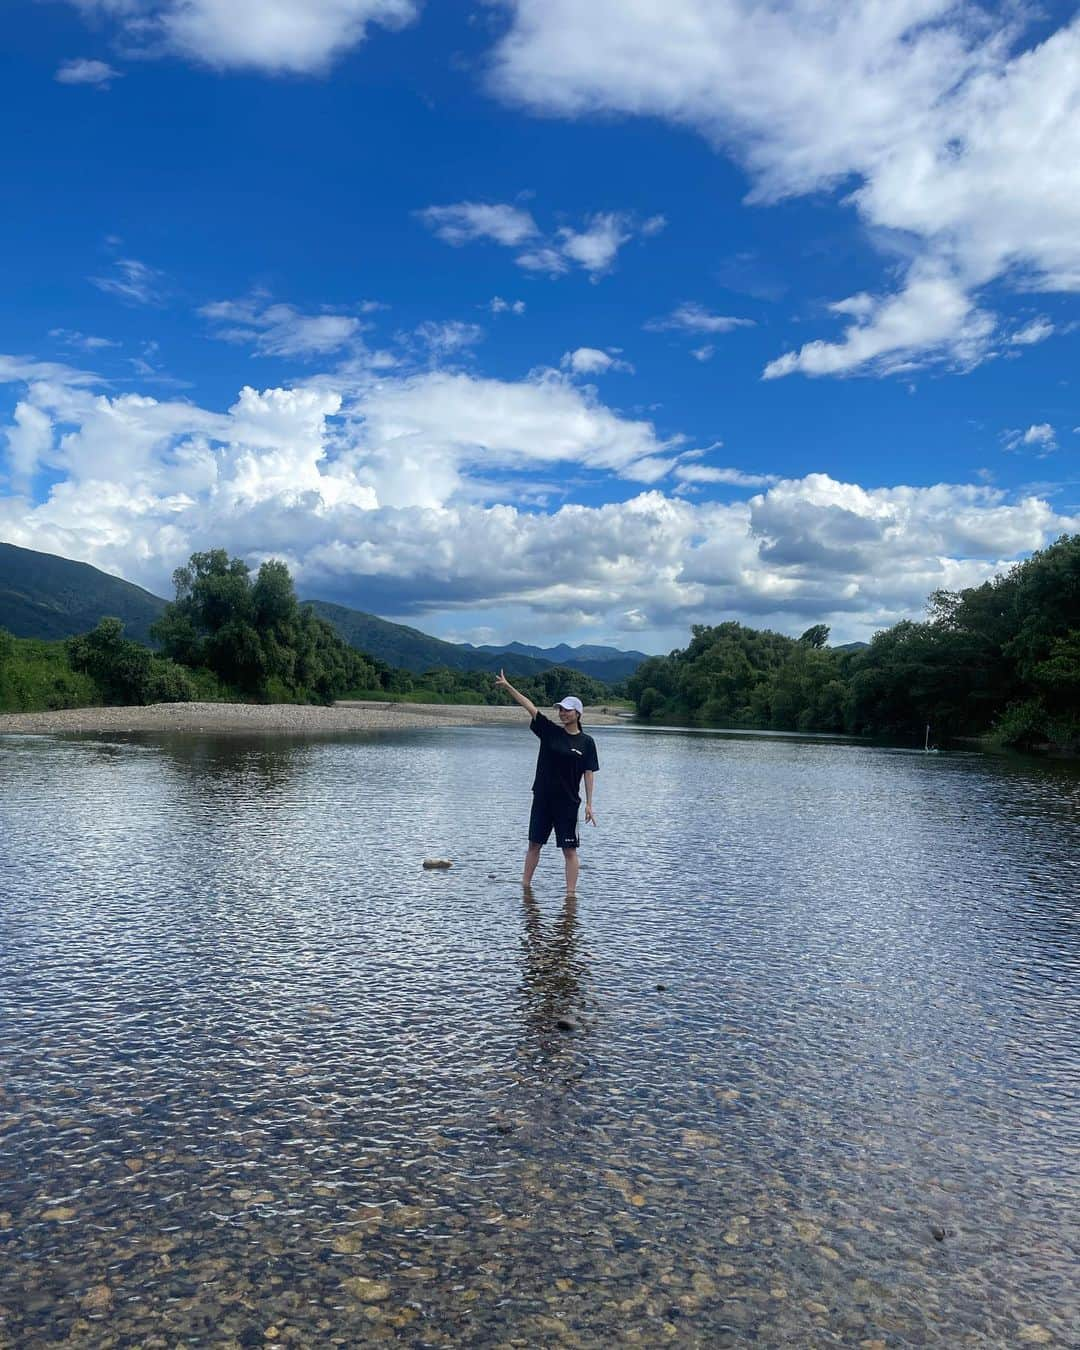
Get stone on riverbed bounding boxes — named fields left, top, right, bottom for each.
left=422, top=859, right=453, bottom=869
left=342, top=1277, right=392, bottom=1302
left=80, top=1284, right=114, bottom=1313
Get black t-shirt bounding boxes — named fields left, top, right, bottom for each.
left=530, top=712, right=599, bottom=810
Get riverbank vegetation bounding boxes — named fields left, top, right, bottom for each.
left=3, top=538, right=1075, bottom=750
left=0, top=550, right=612, bottom=715
left=628, top=534, right=1079, bottom=750
left=0, top=629, right=99, bottom=713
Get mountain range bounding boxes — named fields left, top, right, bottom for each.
left=0, top=543, right=649, bottom=681
left=0, top=541, right=167, bottom=645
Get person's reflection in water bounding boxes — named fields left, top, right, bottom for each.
left=518, top=891, right=590, bottom=1058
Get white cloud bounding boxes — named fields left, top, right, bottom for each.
left=90, top=258, right=166, bottom=306
left=490, top=2, right=1080, bottom=378
left=764, top=264, right=996, bottom=379
left=690, top=345, right=714, bottom=362
left=260, top=315, right=361, bottom=358
left=0, top=354, right=100, bottom=387
left=556, top=212, right=632, bottom=278
left=65, top=0, right=418, bottom=75
left=674, top=465, right=779, bottom=488
left=489, top=297, right=526, bottom=315
left=202, top=298, right=364, bottom=357
left=6, top=339, right=1078, bottom=646
left=3, top=403, right=54, bottom=489
left=1009, top=317, right=1054, bottom=346
left=1004, top=423, right=1057, bottom=455
left=646, top=302, right=755, bottom=334
left=418, top=202, right=539, bottom=247
left=55, top=58, right=121, bottom=87
left=348, top=369, right=680, bottom=500
left=422, top=202, right=658, bottom=279
left=515, top=244, right=570, bottom=277
left=414, top=320, right=485, bottom=355
left=560, top=347, right=633, bottom=376
left=49, top=329, right=119, bottom=352
left=3, top=356, right=1077, bottom=648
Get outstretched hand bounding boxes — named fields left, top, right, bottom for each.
left=494, top=668, right=510, bottom=691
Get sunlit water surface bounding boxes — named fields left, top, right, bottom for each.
left=1, top=726, right=1077, bottom=1347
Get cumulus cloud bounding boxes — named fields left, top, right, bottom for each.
left=490, top=2, right=1080, bottom=378
left=764, top=264, right=996, bottom=378
left=2, top=357, right=1076, bottom=648
left=421, top=202, right=658, bottom=279
left=201, top=297, right=365, bottom=358
left=347, top=369, right=680, bottom=499
left=514, top=245, right=570, bottom=277
left=418, top=202, right=539, bottom=248
left=556, top=212, right=633, bottom=278
left=1003, top=423, right=1057, bottom=455
left=64, top=0, right=418, bottom=75
left=3, top=403, right=54, bottom=489
left=560, top=347, right=633, bottom=375
left=488, top=297, right=526, bottom=315
left=646, top=302, right=755, bottom=335
left=55, top=58, right=121, bottom=87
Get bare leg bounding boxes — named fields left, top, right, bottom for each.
left=523, top=842, right=542, bottom=887
left=562, top=847, right=579, bottom=897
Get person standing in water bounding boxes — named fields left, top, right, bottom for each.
left=495, top=670, right=599, bottom=896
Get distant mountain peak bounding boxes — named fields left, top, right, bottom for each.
left=302, top=599, right=649, bottom=680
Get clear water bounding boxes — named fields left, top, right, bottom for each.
left=1, top=726, right=1077, bottom=1347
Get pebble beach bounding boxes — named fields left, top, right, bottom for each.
left=0, top=699, right=626, bottom=736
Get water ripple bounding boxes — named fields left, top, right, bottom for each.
left=0, top=727, right=1077, bottom=1345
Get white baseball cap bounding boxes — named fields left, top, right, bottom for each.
left=557, top=696, right=584, bottom=714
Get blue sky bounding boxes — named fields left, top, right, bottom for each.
left=1, top=1, right=1078, bottom=652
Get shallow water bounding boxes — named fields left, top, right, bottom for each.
left=0, top=725, right=1077, bottom=1347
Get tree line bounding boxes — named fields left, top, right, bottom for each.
left=3, top=537, right=1076, bottom=748
left=626, top=534, right=1080, bottom=750
left=0, top=548, right=611, bottom=714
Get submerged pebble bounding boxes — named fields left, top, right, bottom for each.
left=0, top=728, right=1075, bottom=1346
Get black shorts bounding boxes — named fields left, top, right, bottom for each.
left=528, top=797, right=580, bottom=850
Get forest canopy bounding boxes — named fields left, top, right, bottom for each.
left=626, top=534, right=1080, bottom=749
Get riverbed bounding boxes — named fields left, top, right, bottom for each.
left=0, top=724, right=1076, bottom=1345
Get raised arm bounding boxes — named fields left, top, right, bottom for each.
left=494, top=669, right=538, bottom=719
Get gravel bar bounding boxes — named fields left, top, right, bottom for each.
left=0, top=700, right=627, bottom=736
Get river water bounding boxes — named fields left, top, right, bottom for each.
left=0, top=725, right=1077, bottom=1346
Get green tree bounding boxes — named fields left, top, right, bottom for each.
left=67, top=617, right=193, bottom=705
left=799, top=623, right=830, bottom=648
left=152, top=549, right=377, bottom=703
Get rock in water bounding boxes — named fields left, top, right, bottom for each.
left=422, top=859, right=453, bottom=870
